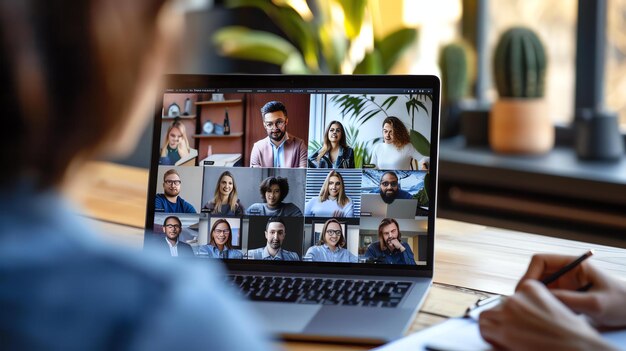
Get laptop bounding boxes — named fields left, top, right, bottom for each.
left=360, top=194, right=419, bottom=219
left=144, top=75, right=441, bottom=344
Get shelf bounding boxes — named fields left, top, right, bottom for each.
left=192, top=132, right=244, bottom=139
left=162, top=115, right=196, bottom=120
left=195, top=99, right=242, bottom=106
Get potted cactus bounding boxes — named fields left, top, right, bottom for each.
left=489, top=27, right=554, bottom=154
left=439, top=40, right=475, bottom=138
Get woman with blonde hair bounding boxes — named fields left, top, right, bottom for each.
left=303, top=219, right=357, bottom=263
left=304, top=171, right=354, bottom=217
left=369, top=116, right=429, bottom=170
left=159, top=119, right=190, bottom=164
left=203, top=171, right=244, bottom=215
left=199, top=219, right=243, bottom=259
left=308, top=120, right=355, bottom=168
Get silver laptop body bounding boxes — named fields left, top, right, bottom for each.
left=145, top=75, right=441, bottom=344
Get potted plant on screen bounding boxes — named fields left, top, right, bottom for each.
left=489, top=26, right=554, bottom=154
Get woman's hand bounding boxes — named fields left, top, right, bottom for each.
left=518, top=254, right=626, bottom=328
left=479, top=280, right=617, bottom=351
left=177, top=137, right=189, bottom=157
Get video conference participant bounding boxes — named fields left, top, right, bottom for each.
left=250, top=101, right=307, bottom=168
left=304, top=219, right=357, bottom=263
left=364, top=218, right=416, bottom=265
left=369, top=116, right=429, bottom=171
left=202, top=171, right=244, bottom=215
left=246, top=176, right=303, bottom=216
left=159, top=119, right=191, bottom=165
left=156, top=215, right=194, bottom=257
left=155, top=169, right=197, bottom=213
left=374, top=171, right=412, bottom=204
left=198, top=219, right=243, bottom=259
left=248, top=217, right=300, bottom=261
left=304, top=170, right=354, bottom=217
left=308, top=120, right=355, bottom=168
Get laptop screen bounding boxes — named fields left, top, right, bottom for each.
left=145, top=75, right=439, bottom=275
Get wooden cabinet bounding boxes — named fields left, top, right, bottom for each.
left=193, top=94, right=246, bottom=162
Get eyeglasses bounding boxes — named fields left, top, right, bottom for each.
left=164, top=180, right=181, bottom=186
left=264, top=120, right=285, bottom=129
left=214, top=229, right=231, bottom=235
left=381, top=181, right=398, bottom=187
left=165, top=224, right=181, bottom=230
left=328, top=128, right=342, bottom=133
left=325, top=229, right=342, bottom=236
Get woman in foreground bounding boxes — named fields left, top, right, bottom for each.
left=0, top=1, right=270, bottom=349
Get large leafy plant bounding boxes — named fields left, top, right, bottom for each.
left=212, top=0, right=418, bottom=74
left=327, top=94, right=432, bottom=167
left=329, top=93, right=432, bottom=200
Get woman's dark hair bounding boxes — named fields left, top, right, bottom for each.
left=318, top=218, right=346, bottom=248
left=316, top=120, right=348, bottom=163
left=382, top=116, right=411, bottom=148
left=209, top=218, right=233, bottom=249
left=0, top=0, right=168, bottom=188
left=259, top=176, right=289, bottom=203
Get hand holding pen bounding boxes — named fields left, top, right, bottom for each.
left=478, top=251, right=626, bottom=351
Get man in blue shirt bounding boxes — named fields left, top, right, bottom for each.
left=248, top=217, right=300, bottom=261
left=376, top=171, right=413, bottom=204
left=365, top=218, right=416, bottom=265
left=155, top=169, right=197, bottom=213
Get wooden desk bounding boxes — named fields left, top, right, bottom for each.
left=69, top=161, right=626, bottom=350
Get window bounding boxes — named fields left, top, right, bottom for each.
left=605, top=0, right=626, bottom=129
left=488, top=0, right=577, bottom=125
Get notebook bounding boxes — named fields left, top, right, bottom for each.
left=143, top=74, right=441, bottom=344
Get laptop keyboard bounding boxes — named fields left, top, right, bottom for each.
left=227, top=275, right=412, bottom=308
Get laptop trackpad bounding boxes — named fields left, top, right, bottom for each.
left=250, top=302, right=321, bottom=334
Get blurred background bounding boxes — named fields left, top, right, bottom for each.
left=113, top=0, right=626, bottom=245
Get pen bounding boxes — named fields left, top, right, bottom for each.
left=464, top=250, right=595, bottom=320
left=541, top=249, right=594, bottom=286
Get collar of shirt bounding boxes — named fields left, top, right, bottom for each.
left=269, top=133, right=289, bottom=167
left=322, top=243, right=339, bottom=253
left=165, top=237, right=179, bottom=257
left=262, top=246, right=283, bottom=260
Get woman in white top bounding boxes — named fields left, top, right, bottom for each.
left=304, top=171, right=354, bottom=217
left=304, top=219, right=358, bottom=263
left=369, top=116, right=429, bottom=170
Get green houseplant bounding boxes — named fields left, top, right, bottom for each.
left=211, top=0, right=417, bottom=74
left=323, top=93, right=432, bottom=201
left=489, top=26, right=554, bottom=154
left=438, top=40, right=475, bottom=138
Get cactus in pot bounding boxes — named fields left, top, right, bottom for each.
left=489, top=26, right=554, bottom=154
left=439, top=40, right=475, bottom=138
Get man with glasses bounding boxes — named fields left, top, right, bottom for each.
left=247, top=217, right=300, bottom=261
left=158, top=215, right=194, bottom=257
left=250, top=101, right=307, bottom=168
left=155, top=169, right=197, bottom=213
left=377, top=171, right=412, bottom=204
